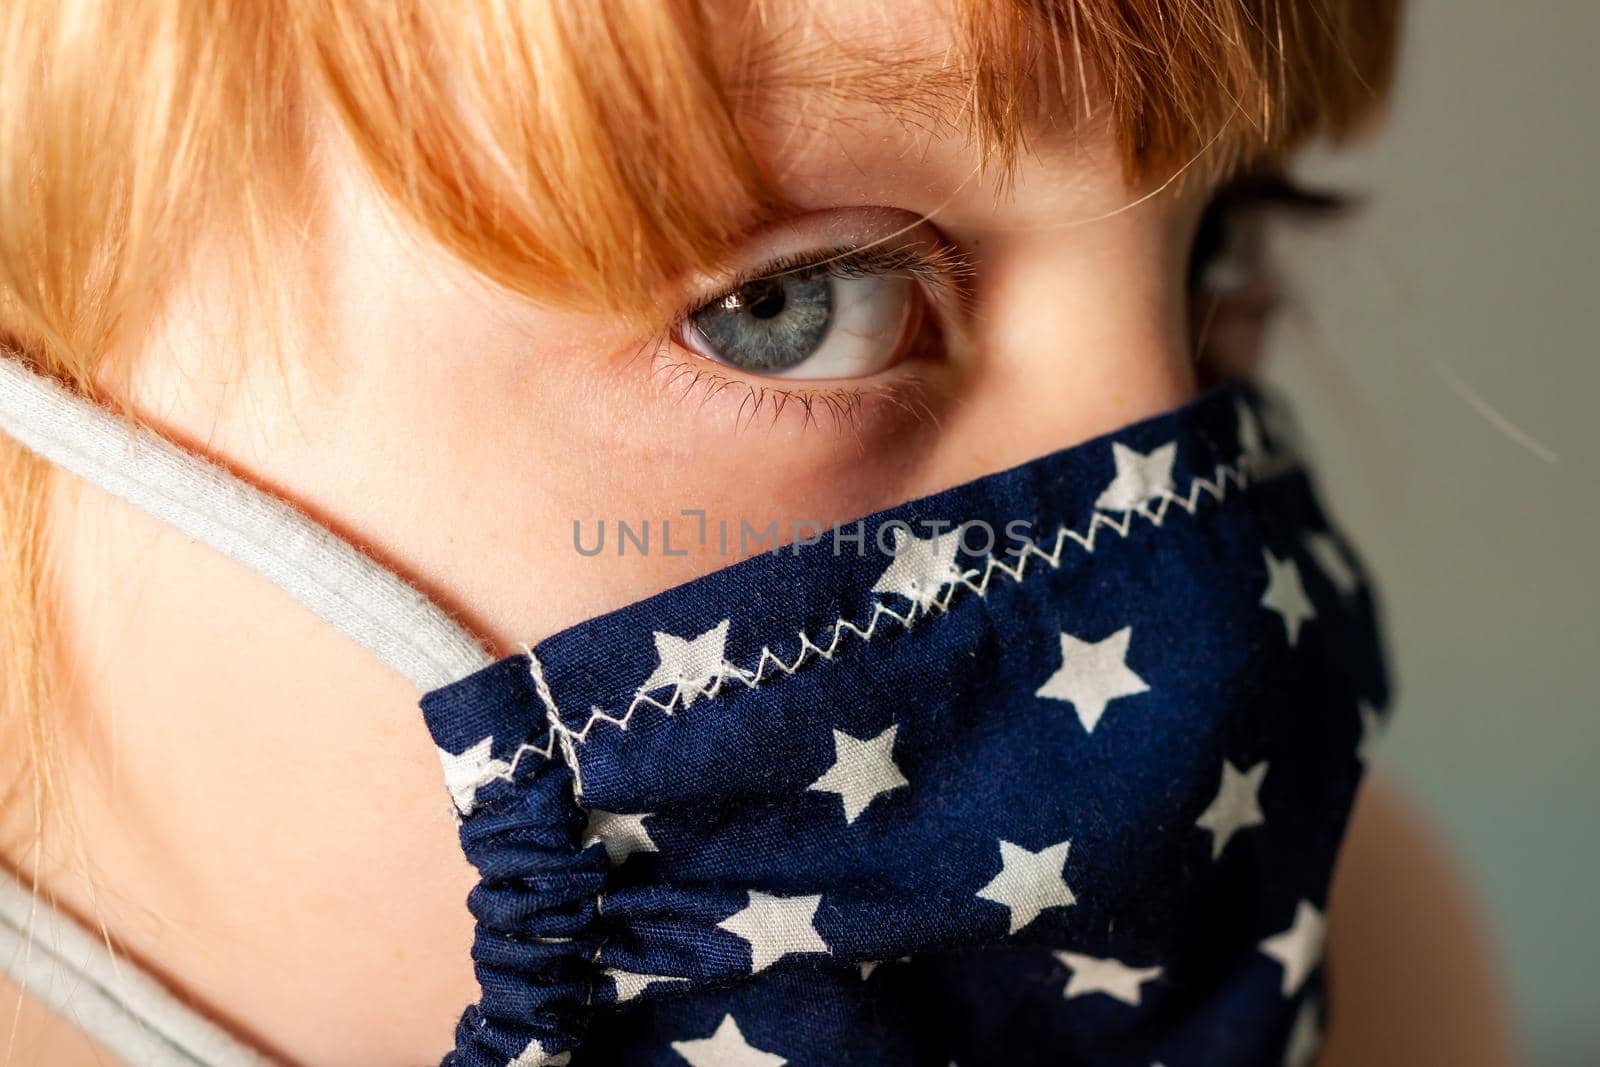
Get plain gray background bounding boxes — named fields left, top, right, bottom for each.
left=1265, top=0, right=1599, bottom=1061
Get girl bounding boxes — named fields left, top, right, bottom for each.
left=1, top=2, right=1514, bottom=1064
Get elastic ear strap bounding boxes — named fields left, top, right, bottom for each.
left=0, top=357, right=495, bottom=692
left=0, top=867, right=276, bottom=1066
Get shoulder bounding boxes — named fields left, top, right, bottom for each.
left=1, top=972, right=122, bottom=1067
left=1321, top=772, right=1521, bottom=1066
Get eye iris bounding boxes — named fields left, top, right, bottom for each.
left=690, top=268, right=834, bottom=372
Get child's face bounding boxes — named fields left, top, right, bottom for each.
left=109, top=1, right=1211, bottom=654
left=39, top=3, right=1234, bottom=1060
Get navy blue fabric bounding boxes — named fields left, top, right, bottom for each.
left=421, top=383, right=1389, bottom=1067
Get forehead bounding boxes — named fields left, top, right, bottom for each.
left=723, top=0, right=1072, bottom=134
left=716, top=0, right=1100, bottom=212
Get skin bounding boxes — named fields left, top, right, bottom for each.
left=1, top=3, right=1516, bottom=1064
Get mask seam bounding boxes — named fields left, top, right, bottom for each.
left=510, top=450, right=1291, bottom=767
left=516, top=645, right=586, bottom=798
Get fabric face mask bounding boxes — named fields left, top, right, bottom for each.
left=0, top=361, right=1388, bottom=1067
left=425, top=384, right=1389, bottom=1067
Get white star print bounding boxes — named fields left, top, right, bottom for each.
left=808, top=726, right=909, bottom=824
left=671, top=1014, right=786, bottom=1067
left=976, top=839, right=1077, bottom=935
left=717, top=891, right=831, bottom=973
left=1356, top=703, right=1385, bottom=766
left=638, top=620, right=731, bottom=706
left=1054, top=951, right=1163, bottom=1006
left=437, top=737, right=511, bottom=816
left=1283, top=997, right=1322, bottom=1067
left=584, top=810, right=658, bottom=866
left=1195, top=759, right=1269, bottom=860
left=508, top=1038, right=570, bottom=1067
left=1260, top=901, right=1326, bottom=996
left=1094, top=442, right=1177, bottom=512
left=1260, top=551, right=1316, bottom=646
left=872, top=527, right=965, bottom=610
left=1304, top=532, right=1359, bottom=598
left=606, top=968, right=686, bottom=1003
left=1035, top=627, right=1150, bottom=732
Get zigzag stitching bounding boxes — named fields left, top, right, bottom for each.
left=502, top=455, right=1264, bottom=776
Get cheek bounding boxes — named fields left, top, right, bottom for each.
left=419, top=338, right=1189, bottom=656
left=938, top=217, right=1200, bottom=481
left=395, top=334, right=960, bottom=649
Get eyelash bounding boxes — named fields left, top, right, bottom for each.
left=668, top=241, right=971, bottom=362
left=677, top=241, right=972, bottom=319
left=648, top=357, right=938, bottom=436
left=649, top=239, right=969, bottom=431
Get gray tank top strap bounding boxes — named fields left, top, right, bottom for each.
left=0, top=866, right=277, bottom=1066
left=0, top=356, right=496, bottom=692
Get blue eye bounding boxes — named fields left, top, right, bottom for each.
left=688, top=267, right=834, bottom=373
left=678, top=260, right=918, bottom=380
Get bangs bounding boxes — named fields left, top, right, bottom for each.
left=303, top=1, right=783, bottom=320
left=302, top=0, right=1400, bottom=318
left=0, top=0, right=1403, bottom=367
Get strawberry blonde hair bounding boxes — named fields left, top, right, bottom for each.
left=0, top=0, right=1399, bottom=835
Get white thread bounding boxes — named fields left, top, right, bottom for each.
left=499, top=454, right=1274, bottom=770
left=519, top=647, right=585, bottom=797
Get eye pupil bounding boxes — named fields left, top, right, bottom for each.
left=742, top=278, right=787, bottom=320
